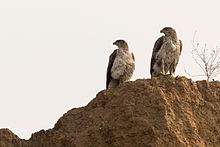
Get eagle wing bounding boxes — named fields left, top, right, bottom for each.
left=106, top=49, right=118, bottom=89
left=179, top=39, right=182, bottom=55
left=150, top=36, right=164, bottom=75
left=131, top=52, right=135, bottom=61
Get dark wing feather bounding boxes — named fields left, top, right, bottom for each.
left=150, top=36, right=164, bottom=75
left=131, top=52, right=135, bottom=61
left=179, top=39, right=182, bottom=55
left=106, top=49, right=118, bottom=89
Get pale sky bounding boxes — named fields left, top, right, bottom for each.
left=0, top=0, right=220, bottom=139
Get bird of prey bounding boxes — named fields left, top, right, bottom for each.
left=106, top=40, right=135, bottom=89
left=150, top=27, right=182, bottom=77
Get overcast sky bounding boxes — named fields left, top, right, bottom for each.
left=0, top=0, right=220, bottom=139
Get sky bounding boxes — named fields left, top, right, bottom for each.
left=0, top=0, right=220, bottom=139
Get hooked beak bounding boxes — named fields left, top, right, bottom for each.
left=160, top=30, right=163, bottom=33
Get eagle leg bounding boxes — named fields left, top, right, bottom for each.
left=108, top=79, right=119, bottom=89
left=169, top=65, right=176, bottom=76
left=161, top=59, right=165, bottom=75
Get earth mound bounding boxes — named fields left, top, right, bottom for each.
left=1, top=76, right=220, bottom=147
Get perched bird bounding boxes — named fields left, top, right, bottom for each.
left=150, top=27, right=182, bottom=77
left=106, top=40, right=135, bottom=89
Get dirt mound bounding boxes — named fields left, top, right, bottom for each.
left=1, top=76, right=220, bottom=147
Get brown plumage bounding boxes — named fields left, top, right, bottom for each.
left=150, top=27, right=182, bottom=77
left=106, top=40, right=135, bottom=89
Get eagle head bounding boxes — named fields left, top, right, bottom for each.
left=113, top=40, right=128, bottom=49
left=160, top=27, right=176, bottom=36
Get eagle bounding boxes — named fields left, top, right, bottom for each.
left=150, top=27, right=182, bottom=77
left=106, top=40, right=135, bottom=89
